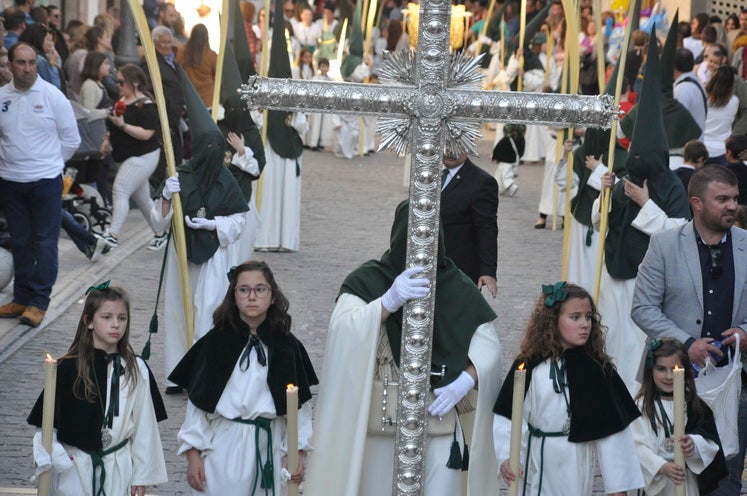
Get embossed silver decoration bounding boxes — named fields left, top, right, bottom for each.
left=240, top=0, right=617, bottom=491
left=101, top=428, right=112, bottom=448
left=562, top=417, right=571, bottom=436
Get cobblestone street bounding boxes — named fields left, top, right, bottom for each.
left=0, top=133, right=605, bottom=494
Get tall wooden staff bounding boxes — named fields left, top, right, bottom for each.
left=517, top=0, right=527, bottom=91
left=474, top=0, right=499, bottom=61
left=255, top=0, right=274, bottom=210
left=592, top=0, right=636, bottom=301
left=210, top=0, right=231, bottom=122
left=593, top=0, right=606, bottom=93
left=560, top=0, right=579, bottom=279
left=125, top=0, right=194, bottom=344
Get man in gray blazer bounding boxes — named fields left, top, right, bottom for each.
left=632, top=165, right=747, bottom=495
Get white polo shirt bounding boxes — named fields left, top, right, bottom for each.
left=0, top=76, right=80, bottom=183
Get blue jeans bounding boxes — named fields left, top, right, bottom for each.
left=61, top=209, right=96, bottom=255
left=0, top=176, right=62, bottom=310
left=708, top=374, right=747, bottom=495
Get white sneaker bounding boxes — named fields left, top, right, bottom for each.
left=88, top=236, right=107, bottom=263
left=148, top=233, right=168, bottom=251
left=506, top=183, right=518, bottom=197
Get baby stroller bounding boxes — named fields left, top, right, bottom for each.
left=62, top=102, right=112, bottom=235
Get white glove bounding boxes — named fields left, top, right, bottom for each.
left=479, top=35, right=493, bottom=46
left=428, top=371, right=475, bottom=417
left=185, top=215, right=216, bottom=231
left=32, top=430, right=74, bottom=479
left=381, top=266, right=429, bottom=313
left=291, top=112, right=309, bottom=136
left=162, top=175, right=180, bottom=200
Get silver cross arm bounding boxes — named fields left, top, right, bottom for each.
left=242, top=75, right=617, bottom=129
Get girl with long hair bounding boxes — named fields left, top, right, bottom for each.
left=494, top=282, right=644, bottom=495
left=168, top=261, right=318, bottom=495
left=27, top=283, right=167, bottom=496
left=176, top=23, right=217, bottom=107
left=703, top=64, right=739, bottom=164
left=631, top=338, right=727, bottom=494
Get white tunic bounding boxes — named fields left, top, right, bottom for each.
left=631, top=398, right=719, bottom=496
left=177, top=341, right=313, bottom=496
left=149, top=201, right=246, bottom=383
left=593, top=199, right=688, bottom=393
left=304, top=293, right=502, bottom=496
left=305, top=74, right=335, bottom=149
left=34, top=357, right=167, bottom=495
left=538, top=132, right=567, bottom=219
left=227, top=148, right=263, bottom=265
left=493, top=360, right=644, bottom=495
left=254, top=145, right=302, bottom=252
left=554, top=159, right=609, bottom=293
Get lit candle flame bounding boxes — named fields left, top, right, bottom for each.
left=518, top=362, right=526, bottom=371
left=45, top=353, right=55, bottom=362
left=674, top=365, right=681, bottom=371
left=287, top=384, right=296, bottom=390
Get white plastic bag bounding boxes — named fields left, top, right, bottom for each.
left=695, top=334, right=742, bottom=459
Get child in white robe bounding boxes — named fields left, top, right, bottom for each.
left=632, top=338, right=727, bottom=495
left=306, top=58, right=335, bottom=151
left=28, top=282, right=168, bottom=496
left=493, top=282, right=644, bottom=495
left=169, top=261, right=318, bottom=496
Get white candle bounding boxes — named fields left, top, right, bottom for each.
left=38, top=353, right=57, bottom=496
left=286, top=384, right=299, bottom=496
left=673, top=365, right=685, bottom=496
left=508, top=363, right=526, bottom=496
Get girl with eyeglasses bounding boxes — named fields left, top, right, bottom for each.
left=169, top=260, right=318, bottom=495
left=100, top=63, right=167, bottom=251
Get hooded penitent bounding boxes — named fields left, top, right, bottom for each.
left=218, top=40, right=266, bottom=203
left=604, top=30, right=690, bottom=280
left=508, top=3, right=551, bottom=74
left=231, top=3, right=256, bottom=81
left=267, top=0, right=303, bottom=159
left=339, top=0, right=363, bottom=81
left=571, top=52, right=629, bottom=229
left=339, top=200, right=496, bottom=389
left=176, top=67, right=248, bottom=264
left=620, top=11, right=702, bottom=148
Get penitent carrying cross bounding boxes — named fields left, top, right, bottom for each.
left=241, top=1, right=617, bottom=494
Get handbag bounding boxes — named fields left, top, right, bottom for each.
left=694, top=334, right=742, bottom=459
left=367, top=376, right=460, bottom=436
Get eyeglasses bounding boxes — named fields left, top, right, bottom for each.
left=236, top=285, right=271, bottom=298
left=116, top=79, right=125, bottom=85
left=709, top=245, right=722, bottom=280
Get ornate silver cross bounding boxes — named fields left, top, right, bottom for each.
left=241, top=2, right=617, bottom=494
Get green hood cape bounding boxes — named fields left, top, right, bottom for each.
left=605, top=31, right=690, bottom=280
left=620, top=11, right=702, bottom=148
left=267, top=0, right=303, bottom=159
left=176, top=67, right=248, bottom=264
left=218, top=40, right=266, bottom=203
left=571, top=54, right=628, bottom=228
left=339, top=200, right=496, bottom=388
left=340, top=0, right=363, bottom=80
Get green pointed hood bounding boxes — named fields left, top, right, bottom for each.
left=220, top=41, right=243, bottom=104
left=620, top=16, right=702, bottom=149
left=627, top=28, right=668, bottom=177
left=509, top=3, right=550, bottom=54
left=267, top=0, right=303, bottom=158
left=604, top=30, right=691, bottom=279
left=484, top=1, right=510, bottom=41
left=232, top=4, right=256, bottom=80
left=340, top=0, right=363, bottom=79
left=176, top=66, right=249, bottom=264
left=660, top=9, right=678, bottom=99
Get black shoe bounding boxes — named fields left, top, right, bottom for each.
left=534, top=221, right=546, bottom=229
left=165, top=386, right=184, bottom=395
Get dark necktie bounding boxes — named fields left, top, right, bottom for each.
left=441, top=169, right=449, bottom=190
left=103, top=354, right=123, bottom=427
left=240, top=334, right=267, bottom=370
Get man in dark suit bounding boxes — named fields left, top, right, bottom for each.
left=144, top=25, right=184, bottom=188
left=440, top=152, right=499, bottom=297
